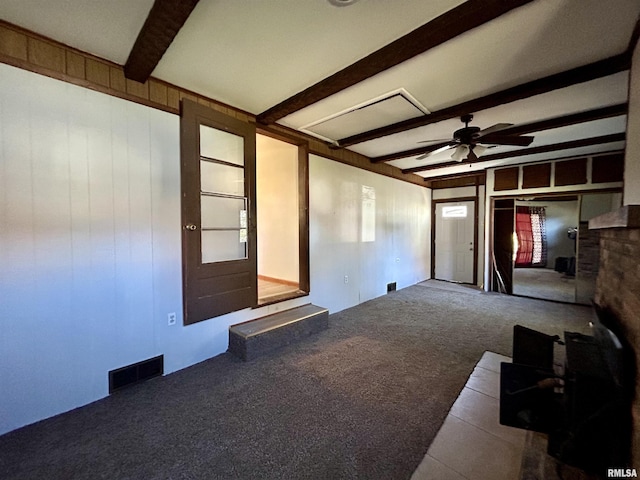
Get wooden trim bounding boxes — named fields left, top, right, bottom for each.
left=298, top=142, right=311, bottom=293
left=337, top=54, right=630, bottom=147
left=255, top=127, right=311, bottom=296
left=370, top=142, right=451, bottom=163
left=474, top=179, right=480, bottom=286
left=432, top=196, right=477, bottom=204
left=492, top=187, right=622, bottom=200
left=522, top=163, right=551, bottom=189
left=124, top=0, right=200, bottom=83
left=424, top=171, right=485, bottom=187
left=490, top=103, right=628, bottom=137
left=257, top=275, right=299, bottom=288
left=256, top=0, right=534, bottom=124
left=494, top=167, right=520, bottom=191
left=554, top=158, right=588, bottom=186
left=480, top=133, right=626, bottom=162
left=430, top=201, right=436, bottom=280
left=592, top=152, right=624, bottom=184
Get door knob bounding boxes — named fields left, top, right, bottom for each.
left=185, top=224, right=197, bottom=231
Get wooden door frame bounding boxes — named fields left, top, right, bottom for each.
left=431, top=196, right=479, bottom=285
left=256, top=126, right=310, bottom=298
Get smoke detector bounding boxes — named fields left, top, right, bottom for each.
left=328, top=0, right=360, bottom=6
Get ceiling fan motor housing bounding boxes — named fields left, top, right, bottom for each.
left=454, top=126, right=481, bottom=144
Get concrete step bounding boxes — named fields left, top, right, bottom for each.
left=228, top=304, right=329, bottom=361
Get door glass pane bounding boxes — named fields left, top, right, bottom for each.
left=201, top=196, right=246, bottom=229
left=202, top=230, right=247, bottom=263
left=201, top=161, right=244, bottom=196
left=200, top=125, right=244, bottom=166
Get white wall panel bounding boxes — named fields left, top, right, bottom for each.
left=309, top=155, right=430, bottom=313
left=0, top=64, right=432, bottom=435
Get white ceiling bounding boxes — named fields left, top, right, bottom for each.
left=2, top=0, right=638, bottom=180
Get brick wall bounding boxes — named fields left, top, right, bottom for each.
left=594, top=226, right=640, bottom=464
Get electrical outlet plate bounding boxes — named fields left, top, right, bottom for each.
left=168, top=312, right=177, bottom=326
left=344, top=275, right=349, bottom=284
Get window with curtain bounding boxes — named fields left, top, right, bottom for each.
left=515, top=206, right=547, bottom=267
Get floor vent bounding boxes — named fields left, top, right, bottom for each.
left=109, top=355, right=163, bottom=393
left=387, top=282, right=397, bottom=293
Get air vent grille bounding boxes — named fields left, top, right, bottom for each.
left=109, top=355, right=163, bottom=393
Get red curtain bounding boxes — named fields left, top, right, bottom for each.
left=515, top=206, right=533, bottom=266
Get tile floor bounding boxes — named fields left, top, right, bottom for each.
left=411, top=351, right=527, bottom=480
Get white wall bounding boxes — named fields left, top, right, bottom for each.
left=624, top=37, right=640, bottom=205
left=256, top=135, right=299, bottom=283
left=0, top=64, right=431, bottom=434
left=580, top=192, right=623, bottom=221
left=308, top=155, right=431, bottom=313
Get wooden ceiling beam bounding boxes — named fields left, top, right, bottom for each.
left=402, top=132, right=626, bottom=174
left=338, top=54, right=630, bottom=148
left=370, top=103, right=628, bottom=163
left=124, top=0, right=200, bottom=83
left=370, top=142, right=450, bottom=163
left=256, top=0, right=534, bottom=125
left=424, top=171, right=486, bottom=188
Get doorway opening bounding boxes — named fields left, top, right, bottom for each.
left=256, top=132, right=309, bottom=305
left=490, top=191, right=622, bottom=304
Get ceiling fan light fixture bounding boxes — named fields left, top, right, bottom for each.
left=451, top=145, right=469, bottom=162
left=472, top=145, right=488, bottom=157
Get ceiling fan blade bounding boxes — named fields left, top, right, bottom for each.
left=416, top=144, right=455, bottom=160
left=480, top=134, right=534, bottom=146
left=477, top=123, right=514, bottom=137
left=417, top=138, right=452, bottom=144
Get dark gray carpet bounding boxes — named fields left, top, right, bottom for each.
left=0, top=282, right=594, bottom=480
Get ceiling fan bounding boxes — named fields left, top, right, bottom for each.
left=416, top=114, right=535, bottom=162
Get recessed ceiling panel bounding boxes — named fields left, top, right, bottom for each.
left=300, top=90, right=428, bottom=142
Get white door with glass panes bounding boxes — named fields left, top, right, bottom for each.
left=434, top=201, right=475, bottom=283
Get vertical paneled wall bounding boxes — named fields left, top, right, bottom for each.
left=0, top=64, right=173, bottom=432
left=0, top=65, right=431, bottom=435
left=308, top=155, right=430, bottom=313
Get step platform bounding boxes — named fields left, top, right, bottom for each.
left=228, top=304, right=329, bottom=361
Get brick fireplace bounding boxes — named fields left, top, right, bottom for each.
left=590, top=205, right=640, bottom=464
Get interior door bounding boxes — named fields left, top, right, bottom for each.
left=434, top=200, right=475, bottom=283
left=180, top=100, right=256, bottom=325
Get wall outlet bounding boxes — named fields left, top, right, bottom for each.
left=167, top=312, right=177, bottom=326
left=344, top=275, right=349, bottom=284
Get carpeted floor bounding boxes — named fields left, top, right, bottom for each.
left=0, top=282, right=594, bottom=480
left=512, top=267, right=576, bottom=303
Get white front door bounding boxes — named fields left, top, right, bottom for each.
left=435, top=200, right=475, bottom=283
